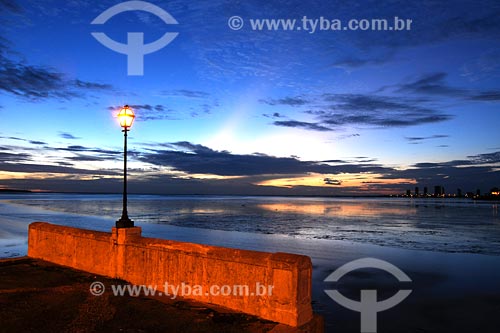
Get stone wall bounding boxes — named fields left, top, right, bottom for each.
left=27, top=222, right=313, bottom=327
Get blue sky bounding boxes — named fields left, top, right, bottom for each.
left=0, top=0, right=499, bottom=195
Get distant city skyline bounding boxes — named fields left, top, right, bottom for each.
left=1, top=0, right=499, bottom=195
left=402, top=185, right=500, bottom=198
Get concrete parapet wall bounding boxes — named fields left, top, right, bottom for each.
left=27, top=222, right=313, bottom=327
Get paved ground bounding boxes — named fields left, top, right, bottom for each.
left=0, top=257, right=291, bottom=333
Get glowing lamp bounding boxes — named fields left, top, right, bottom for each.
left=117, top=105, right=135, bottom=130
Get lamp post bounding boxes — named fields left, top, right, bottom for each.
left=116, top=105, right=135, bottom=228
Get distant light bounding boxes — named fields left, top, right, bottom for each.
left=117, top=105, right=135, bottom=129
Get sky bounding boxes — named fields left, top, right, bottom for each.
left=0, top=0, right=499, bottom=195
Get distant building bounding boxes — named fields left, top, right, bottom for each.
left=423, top=187, right=428, bottom=196
left=415, top=187, right=419, bottom=196
left=433, top=185, right=445, bottom=197
left=457, top=188, right=462, bottom=197
left=406, top=189, right=411, bottom=197
left=476, top=189, right=481, bottom=196
left=434, top=185, right=442, bottom=196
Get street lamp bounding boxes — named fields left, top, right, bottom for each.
left=116, top=105, right=135, bottom=228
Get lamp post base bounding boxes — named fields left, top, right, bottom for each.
left=116, top=216, right=134, bottom=228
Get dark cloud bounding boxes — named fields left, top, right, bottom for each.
left=0, top=136, right=46, bottom=145
left=338, top=133, right=361, bottom=140
left=66, top=154, right=111, bottom=162
left=0, top=151, right=31, bottom=162
left=467, top=151, right=500, bottom=164
left=262, top=112, right=283, bottom=119
left=260, top=97, right=309, bottom=106
left=59, top=132, right=80, bottom=140
left=0, top=0, right=23, bottom=13
left=405, top=135, right=449, bottom=142
left=397, top=73, right=467, bottom=97
left=410, top=151, right=500, bottom=169
left=262, top=89, right=457, bottom=131
left=129, top=104, right=166, bottom=112
left=73, top=79, right=112, bottom=91
left=320, top=94, right=452, bottom=129
left=0, top=58, right=112, bottom=100
left=0, top=140, right=121, bottom=175
left=273, top=120, right=332, bottom=132
left=138, top=141, right=392, bottom=177
left=58, top=145, right=120, bottom=156
left=28, top=140, right=46, bottom=145
left=388, top=73, right=500, bottom=101
left=0, top=7, right=112, bottom=101
left=0, top=136, right=23, bottom=141
left=468, top=91, right=500, bottom=101
left=162, top=89, right=210, bottom=99
left=0, top=161, right=117, bottom=175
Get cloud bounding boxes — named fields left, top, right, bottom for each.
left=0, top=136, right=46, bottom=145
left=155, top=90, right=216, bottom=118
left=59, top=132, right=80, bottom=140
left=138, top=141, right=393, bottom=176
left=0, top=5, right=112, bottom=101
left=269, top=93, right=453, bottom=131
left=273, top=120, right=332, bottom=132
left=58, top=145, right=119, bottom=154
left=108, top=104, right=174, bottom=121
left=73, top=80, right=112, bottom=91
left=405, top=135, right=449, bottom=142
left=0, top=161, right=117, bottom=175
left=338, top=133, right=361, bottom=140
left=260, top=97, right=309, bottom=106
left=388, top=73, right=500, bottom=101
left=0, top=140, right=122, bottom=175
left=0, top=151, right=32, bottom=162
left=161, top=89, right=210, bottom=99
left=28, top=140, right=46, bottom=145
left=262, top=112, right=283, bottom=119
left=467, top=151, right=500, bottom=164
left=468, top=91, right=500, bottom=101
left=0, top=0, right=23, bottom=13
left=397, top=73, right=467, bottom=97
left=324, top=178, right=342, bottom=186
left=0, top=136, right=23, bottom=141
left=0, top=58, right=112, bottom=100
left=1, top=136, right=498, bottom=195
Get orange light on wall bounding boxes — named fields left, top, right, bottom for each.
left=117, top=105, right=135, bottom=130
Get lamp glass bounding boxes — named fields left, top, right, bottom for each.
left=118, top=106, right=135, bottom=129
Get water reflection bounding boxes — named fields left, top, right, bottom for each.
left=3, top=194, right=500, bottom=255
left=257, top=202, right=416, bottom=217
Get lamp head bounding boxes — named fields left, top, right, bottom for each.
left=117, top=105, right=135, bottom=130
